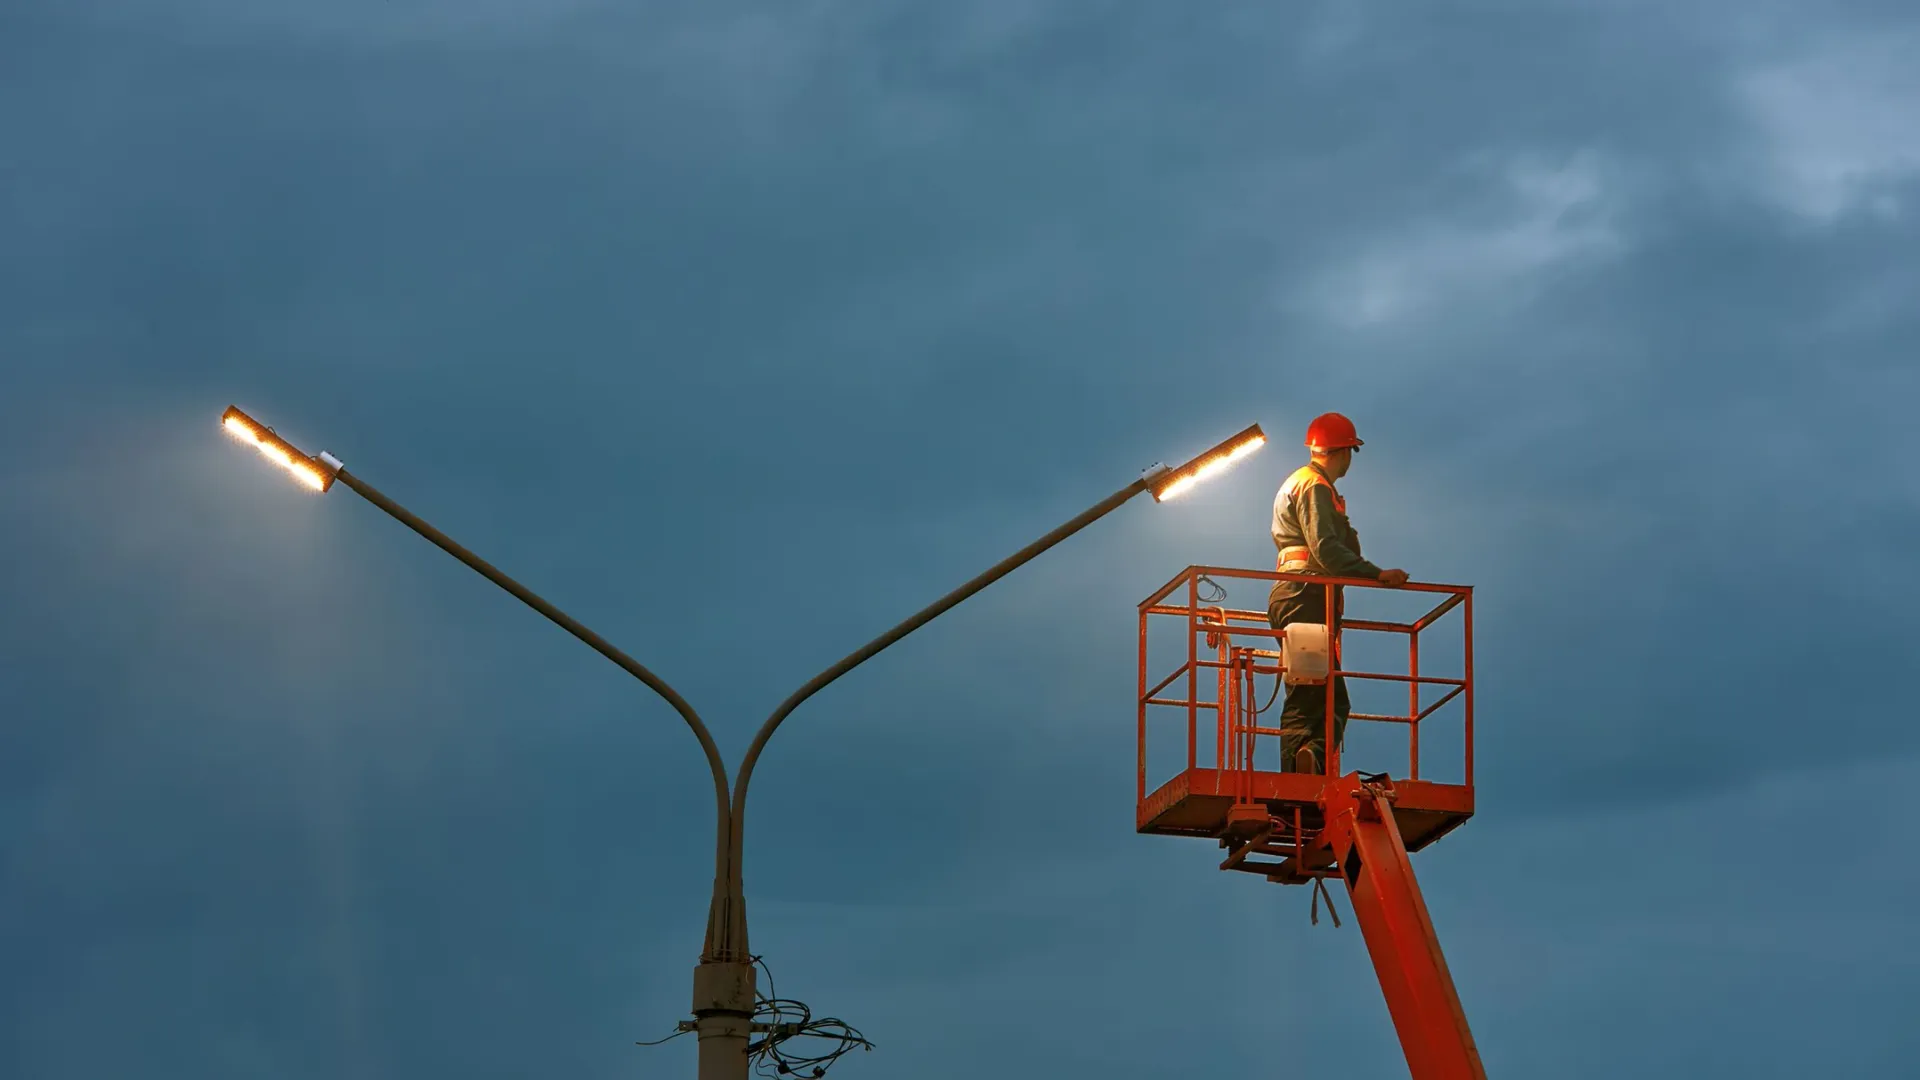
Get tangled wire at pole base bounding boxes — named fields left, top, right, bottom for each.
left=746, top=955, right=874, bottom=1078
left=635, top=955, right=873, bottom=1077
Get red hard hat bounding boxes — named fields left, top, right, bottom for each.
left=1304, top=412, right=1364, bottom=452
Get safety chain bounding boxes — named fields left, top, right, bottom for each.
left=1310, top=876, right=1342, bottom=928
left=1306, top=773, right=1400, bottom=929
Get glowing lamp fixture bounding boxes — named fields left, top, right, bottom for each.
left=221, top=405, right=341, bottom=493
left=1147, top=423, right=1266, bottom=501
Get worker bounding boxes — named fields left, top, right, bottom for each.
left=1268, top=412, right=1409, bottom=775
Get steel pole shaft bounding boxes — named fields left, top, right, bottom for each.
left=692, top=959, right=756, bottom=1080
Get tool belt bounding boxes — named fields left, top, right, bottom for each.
left=1276, top=545, right=1345, bottom=624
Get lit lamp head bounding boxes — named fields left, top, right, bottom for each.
left=1147, top=423, right=1266, bottom=501
left=221, top=406, right=342, bottom=493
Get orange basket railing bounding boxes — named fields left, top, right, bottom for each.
left=1137, top=566, right=1475, bottom=811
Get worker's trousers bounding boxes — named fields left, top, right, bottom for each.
left=1268, top=583, right=1348, bottom=772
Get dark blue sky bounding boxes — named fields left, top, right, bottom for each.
left=4, top=2, right=1918, bottom=1077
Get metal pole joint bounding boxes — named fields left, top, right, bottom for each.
left=691, top=960, right=757, bottom=1080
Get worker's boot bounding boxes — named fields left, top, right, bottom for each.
left=1294, top=747, right=1320, bottom=775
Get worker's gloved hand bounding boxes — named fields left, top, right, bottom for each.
left=1377, top=568, right=1410, bottom=587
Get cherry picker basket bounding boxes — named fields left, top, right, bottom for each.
left=1136, top=565, right=1475, bottom=862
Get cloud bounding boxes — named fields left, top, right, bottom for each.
left=1293, top=150, right=1629, bottom=328
left=21, top=0, right=613, bottom=44
left=6, top=1, right=1920, bottom=1078
left=1732, top=28, right=1920, bottom=222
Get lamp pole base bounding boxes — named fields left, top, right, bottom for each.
left=691, top=959, right=756, bottom=1080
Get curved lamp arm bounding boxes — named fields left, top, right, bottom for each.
left=712, top=476, right=1151, bottom=958
left=710, top=421, right=1267, bottom=961
left=332, top=467, right=734, bottom=879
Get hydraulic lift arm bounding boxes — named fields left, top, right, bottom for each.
left=1310, top=775, right=1487, bottom=1079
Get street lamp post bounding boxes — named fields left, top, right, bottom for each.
left=218, top=405, right=1265, bottom=1079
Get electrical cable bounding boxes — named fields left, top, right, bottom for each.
left=1195, top=575, right=1285, bottom=715
left=635, top=1028, right=692, bottom=1047
left=634, top=956, right=872, bottom=1074
left=747, top=955, right=874, bottom=1078
left=1254, top=669, right=1283, bottom=715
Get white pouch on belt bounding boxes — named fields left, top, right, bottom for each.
left=1281, top=623, right=1331, bottom=685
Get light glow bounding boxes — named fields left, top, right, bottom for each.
left=1151, top=425, right=1266, bottom=501
left=221, top=405, right=334, bottom=492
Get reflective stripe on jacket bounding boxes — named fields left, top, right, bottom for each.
left=1269, top=463, right=1382, bottom=581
